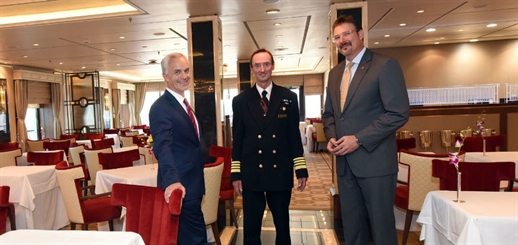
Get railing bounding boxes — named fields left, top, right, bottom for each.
left=505, top=83, right=518, bottom=103
left=408, top=84, right=500, bottom=106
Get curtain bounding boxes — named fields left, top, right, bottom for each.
left=15, top=80, right=29, bottom=152
left=128, top=90, right=136, bottom=127
left=134, top=83, right=148, bottom=126
left=51, top=83, right=63, bottom=138
left=112, top=89, right=121, bottom=128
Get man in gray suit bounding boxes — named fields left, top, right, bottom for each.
left=322, top=15, right=410, bottom=245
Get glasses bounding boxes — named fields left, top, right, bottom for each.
left=331, top=30, right=355, bottom=43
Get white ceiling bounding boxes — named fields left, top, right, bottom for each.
left=0, top=0, right=517, bottom=82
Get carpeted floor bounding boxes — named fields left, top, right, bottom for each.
left=234, top=149, right=333, bottom=211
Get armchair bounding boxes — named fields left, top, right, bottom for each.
left=454, top=135, right=506, bottom=152
left=84, top=147, right=113, bottom=186
left=84, top=133, right=105, bottom=140
left=90, top=138, right=115, bottom=149
left=98, top=149, right=140, bottom=169
left=44, top=140, right=71, bottom=158
left=0, top=142, right=19, bottom=151
left=202, top=157, right=224, bottom=245
left=209, top=145, right=237, bottom=228
left=0, top=186, right=16, bottom=234
left=54, top=161, right=121, bottom=230
left=111, top=183, right=183, bottom=245
left=26, top=138, right=49, bottom=152
left=396, top=138, right=416, bottom=152
left=312, top=122, right=327, bottom=152
left=26, top=151, right=64, bottom=166
left=0, top=148, right=22, bottom=168
left=119, top=135, right=137, bottom=148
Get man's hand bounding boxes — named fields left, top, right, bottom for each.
left=327, top=135, right=360, bottom=156
left=297, top=177, right=307, bottom=192
left=233, top=180, right=243, bottom=196
left=164, top=182, right=186, bottom=203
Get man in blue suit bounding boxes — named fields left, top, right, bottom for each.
left=149, top=52, right=207, bottom=245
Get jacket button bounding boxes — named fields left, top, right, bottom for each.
left=258, top=150, right=262, bottom=154
left=258, top=135, right=262, bottom=139
left=272, top=134, right=276, bottom=138
left=273, top=164, right=277, bottom=168
left=259, top=164, right=263, bottom=168
left=272, top=150, right=276, bottom=154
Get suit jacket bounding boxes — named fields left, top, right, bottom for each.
left=149, top=90, right=205, bottom=201
left=231, top=83, right=308, bottom=191
left=322, top=49, right=410, bottom=178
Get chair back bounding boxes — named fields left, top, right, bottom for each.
left=103, top=129, right=120, bottom=135
left=120, top=136, right=137, bottom=148
left=60, top=134, right=80, bottom=140
left=143, top=128, right=151, bottom=136
left=84, top=133, right=105, bottom=140
left=54, top=161, right=87, bottom=224
left=202, top=157, right=224, bottom=225
left=398, top=150, right=451, bottom=211
left=27, top=138, right=50, bottom=152
left=313, top=122, right=327, bottom=143
left=91, top=138, right=115, bottom=149
left=209, top=145, right=233, bottom=194
left=133, top=135, right=148, bottom=147
left=0, top=143, right=19, bottom=151
left=396, top=138, right=416, bottom=151
left=111, top=183, right=182, bottom=245
left=132, top=125, right=147, bottom=130
left=44, top=140, right=71, bottom=157
left=454, top=135, right=506, bottom=152
left=432, top=159, right=515, bottom=191
left=27, top=151, right=64, bottom=166
left=0, top=186, right=10, bottom=234
left=84, top=147, right=113, bottom=184
left=98, top=149, right=140, bottom=169
left=69, top=145, right=85, bottom=165
left=0, top=148, right=22, bottom=168
left=138, top=146, right=157, bottom=165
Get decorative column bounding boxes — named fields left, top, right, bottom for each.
left=187, top=15, right=224, bottom=161
left=237, top=60, right=252, bottom=93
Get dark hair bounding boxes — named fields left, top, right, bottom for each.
left=249, top=48, right=275, bottom=67
left=332, top=15, right=362, bottom=32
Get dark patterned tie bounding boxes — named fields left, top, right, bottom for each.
left=260, top=90, right=269, bottom=115
left=183, top=98, right=199, bottom=140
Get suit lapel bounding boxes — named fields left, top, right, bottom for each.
left=332, top=62, right=346, bottom=113
left=164, top=91, right=199, bottom=141
left=343, top=49, right=372, bottom=112
left=246, top=88, right=266, bottom=128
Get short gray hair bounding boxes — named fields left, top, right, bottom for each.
left=161, top=52, right=187, bottom=75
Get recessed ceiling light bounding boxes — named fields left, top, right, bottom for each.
left=59, top=62, right=63, bottom=65
left=33, top=43, right=39, bottom=46
left=399, top=23, right=406, bottom=26
left=435, top=42, right=440, bottom=45
left=117, top=64, right=120, bottom=66
left=458, top=29, right=464, bottom=32
left=470, top=39, right=478, bottom=42
left=266, top=9, right=280, bottom=14
left=417, top=10, right=424, bottom=13
left=23, top=55, right=28, bottom=58
left=487, top=23, right=497, bottom=28
left=274, top=23, right=281, bottom=26
left=440, top=37, right=445, bottom=39
left=82, top=66, right=86, bottom=69
left=426, top=28, right=436, bottom=32
left=153, top=32, right=165, bottom=36
left=374, top=42, right=379, bottom=45
left=384, top=34, right=390, bottom=37
left=110, top=48, right=116, bottom=51
left=119, top=36, right=125, bottom=39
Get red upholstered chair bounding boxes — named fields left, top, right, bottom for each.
left=132, top=125, right=147, bottom=130
left=111, top=183, right=182, bottom=245
left=60, top=134, right=80, bottom=144
left=90, top=138, right=115, bottom=149
left=27, top=151, right=64, bottom=166
left=209, top=145, right=238, bottom=228
left=54, top=161, right=121, bottom=230
left=143, top=128, right=151, bottom=136
left=44, top=140, right=71, bottom=157
left=98, top=149, right=140, bottom=169
left=0, top=186, right=16, bottom=234
left=119, top=135, right=137, bottom=148
left=84, top=133, right=105, bottom=140
left=312, top=122, right=327, bottom=152
left=202, top=157, right=224, bottom=245
left=396, top=138, right=416, bottom=152
left=0, top=148, right=22, bottom=168
left=0, top=142, right=19, bottom=151
left=454, top=135, right=506, bottom=152
left=26, top=138, right=50, bottom=152
left=394, top=150, right=451, bottom=245
left=432, top=159, right=515, bottom=191
left=133, top=135, right=148, bottom=147
left=103, top=129, right=120, bottom=135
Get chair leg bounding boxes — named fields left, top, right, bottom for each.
left=229, top=199, right=238, bottom=228
left=211, top=222, right=222, bottom=245
left=109, top=220, right=114, bottom=231
left=82, top=223, right=88, bottom=230
left=71, top=222, right=77, bottom=230
left=7, top=203, right=16, bottom=230
left=402, top=210, right=414, bottom=245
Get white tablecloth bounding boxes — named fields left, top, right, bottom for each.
left=76, top=139, right=92, bottom=148
left=0, top=230, right=145, bottom=245
left=0, top=166, right=68, bottom=230
left=17, top=150, right=68, bottom=166
left=299, top=122, right=308, bottom=145
left=305, top=125, right=316, bottom=151
left=417, top=191, right=518, bottom=245
left=95, top=165, right=158, bottom=194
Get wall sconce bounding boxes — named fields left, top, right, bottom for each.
left=104, top=93, right=110, bottom=111
left=0, top=81, right=6, bottom=114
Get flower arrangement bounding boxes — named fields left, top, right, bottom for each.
left=474, top=109, right=486, bottom=137
left=449, top=129, right=469, bottom=172
left=145, top=135, right=154, bottom=155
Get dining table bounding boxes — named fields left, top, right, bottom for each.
left=0, top=165, right=68, bottom=230
left=465, top=151, right=518, bottom=187
left=0, top=229, right=145, bottom=245
left=95, top=164, right=158, bottom=194
left=416, top=190, right=518, bottom=245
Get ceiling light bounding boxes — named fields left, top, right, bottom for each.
left=374, top=42, right=379, bottom=45
left=59, top=62, right=63, bottom=65
left=487, top=23, right=497, bottom=28
left=110, top=48, right=116, bottom=51
left=426, top=28, right=436, bottom=32
left=470, top=39, right=478, bottom=42
left=458, top=29, right=464, bottom=32
left=82, top=66, right=86, bottom=69
left=23, top=55, right=28, bottom=58
left=153, top=32, right=165, bottom=36
left=384, top=34, right=390, bottom=37
left=116, top=64, right=120, bottom=66
left=399, top=23, right=406, bottom=26
left=435, top=42, right=440, bottom=44
left=119, top=36, right=125, bottom=39
left=266, top=9, right=280, bottom=14
left=274, top=23, right=281, bottom=26
left=33, top=43, right=39, bottom=47
left=417, top=10, right=424, bottom=13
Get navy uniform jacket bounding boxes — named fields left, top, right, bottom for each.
left=149, top=90, right=205, bottom=201
left=231, top=83, right=308, bottom=191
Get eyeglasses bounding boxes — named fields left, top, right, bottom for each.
left=331, top=30, right=355, bottom=43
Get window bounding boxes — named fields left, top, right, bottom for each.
left=305, top=95, right=321, bottom=118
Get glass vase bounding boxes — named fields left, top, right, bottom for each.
left=482, top=138, right=487, bottom=156
left=453, top=172, right=465, bottom=203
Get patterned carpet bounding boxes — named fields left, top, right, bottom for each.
left=234, top=149, right=333, bottom=211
